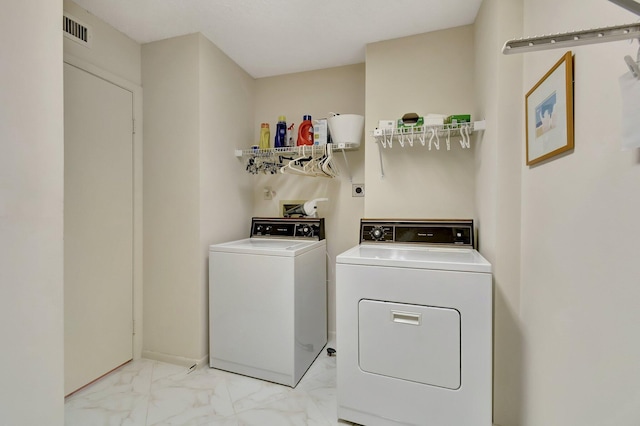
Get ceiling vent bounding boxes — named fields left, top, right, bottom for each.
left=63, top=13, right=92, bottom=47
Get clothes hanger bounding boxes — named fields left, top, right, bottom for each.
left=321, top=144, right=339, bottom=178
left=428, top=127, right=440, bottom=150
left=624, top=38, right=640, bottom=78
left=280, top=145, right=311, bottom=176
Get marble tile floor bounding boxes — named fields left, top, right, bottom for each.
left=64, top=347, right=355, bottom=426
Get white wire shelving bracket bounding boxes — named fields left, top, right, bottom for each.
left=234, top=143, right=359, bottom=180
left=371, top=120, right=486, bottom=178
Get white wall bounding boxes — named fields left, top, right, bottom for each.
left=63, top=0, right=145, bottom=360
left=63, top=0, right=141, bottom=85
left=142, top=34, right=203, bottom=364
left=365, top=26, right=476, bottom=219
left=199, top=34, right=255, bottom=356
left=142, top=33, right=254, bottom=365
left=0, top=0, right=64, bottom=424
left=474, top=1, right=524, bottom=425
left=519, top=1, right=640, bottom=424
left=252, top=64, right=366, bottom=337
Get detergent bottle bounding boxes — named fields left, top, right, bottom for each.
left=259, top=123, right=270, bottom=150
left=297, top=115, right=314, bottom=146
left=274, top=116, right=287, bottom=148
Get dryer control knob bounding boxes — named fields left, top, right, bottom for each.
left=370, top=227, right=385, bottom=241
left=255, top=225, right=264, bottom=233
left=265, top=226, right=272, bottom=233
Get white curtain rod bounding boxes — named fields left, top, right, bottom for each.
left=502, top=0, right=640, bottom=54
left=502, top=23, right=640, bottom=54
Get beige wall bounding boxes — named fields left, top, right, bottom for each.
left=143, top=34, right=254, bottom=364
left=253, top=64, right=366, bottom=337
left=63, top=0, right=141, bottom=85
left=63, top=0, right=145, bottom=360
left=199, top=34, right=255, bottom=355
left=364, top=26, right=476, bottom=219
left=0, top=0, right=64, bottom=424
left=142, top=34, right=203, bottom=363
left=474, top=1, right=524, bottom=425
left=518, top=1, right=640, bottom=424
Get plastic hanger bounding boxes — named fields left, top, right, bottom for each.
left=624, top=39, right=640, bottom=79
left=428, top=127, right=440, bottom=150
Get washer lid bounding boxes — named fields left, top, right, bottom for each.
left=209, top=238, right=325, bottom=257
left=336, top=243, right=491, bottom=273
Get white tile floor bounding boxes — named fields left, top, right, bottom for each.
left=64, top=347, right=355, bottom=426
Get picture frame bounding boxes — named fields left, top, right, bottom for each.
left=525, top=51, right=574, bottom=166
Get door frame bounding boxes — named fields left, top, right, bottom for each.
left=64, top=53, right=143, bottom=360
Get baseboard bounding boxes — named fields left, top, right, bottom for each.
left=142, top=350, right=209, bottom=370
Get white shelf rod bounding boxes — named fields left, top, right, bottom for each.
left=502, top=23, right=640, bottom=54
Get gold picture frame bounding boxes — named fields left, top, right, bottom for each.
left=525, top=51, right=574, bottom=166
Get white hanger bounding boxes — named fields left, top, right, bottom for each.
left=624, top=38, right=640, bottom=79
left=459, top=124, right=471, bottom=149
left=446, top=127, right=451, bottom=151
left=321, top=144, right=339, bottom=178
left=428, top=127, right=440, bottom=150
left=280, top=145, right=310, bottom=176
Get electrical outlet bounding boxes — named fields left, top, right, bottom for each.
left=352, top=184, right=365, bottom=197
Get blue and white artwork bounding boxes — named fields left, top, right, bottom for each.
left=535, top=91, right=557, bottom=138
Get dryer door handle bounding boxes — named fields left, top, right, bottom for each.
left=391, top=310, right=422, bottom=326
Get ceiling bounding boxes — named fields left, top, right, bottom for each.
left=72, top=0, right=483, bottom=78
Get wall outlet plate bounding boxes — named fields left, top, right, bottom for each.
left=352, top=184, right=365, bottom=197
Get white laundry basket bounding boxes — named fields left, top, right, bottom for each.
left=328, top=114, right=364, bottom=148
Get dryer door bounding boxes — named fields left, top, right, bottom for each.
left=358, top=299, right=460, bottom=389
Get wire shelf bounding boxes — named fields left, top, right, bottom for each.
left=372, top=120, right=486, bottom=149
left=234, top=143, right=359, bottom=179
left=234, top=142, right=359, bottom=158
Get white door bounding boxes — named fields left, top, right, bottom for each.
left=64, top=63, right=134, bottom=395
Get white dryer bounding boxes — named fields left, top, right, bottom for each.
left=336, top=219, right=492, bottom=426
left=209, top=217, right=327, bottom=387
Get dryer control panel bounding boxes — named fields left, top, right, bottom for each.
left=360, top=219, right=474, bottom=247
left=250, top=217, right=325, bottom=240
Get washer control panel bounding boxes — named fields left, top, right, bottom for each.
left=360, top=219, right=474, bottom=247
left=251, top=217, right=325, bottom=240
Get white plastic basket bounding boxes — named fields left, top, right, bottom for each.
left=328, top=114, right=364, bottom=147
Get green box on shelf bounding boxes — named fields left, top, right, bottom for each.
left=445, top=114, right=471, bottom=125
left=397, top=116, right=424, bottom=132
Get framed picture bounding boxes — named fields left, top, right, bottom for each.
left=525, top=51, right=574, bottom=166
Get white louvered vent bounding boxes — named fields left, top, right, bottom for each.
left=63, top=13, right=92, bottom=47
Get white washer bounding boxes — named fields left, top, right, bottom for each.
left=209, top=217, right=327, bottom=387
left=336, top=219, right=492, bottom=426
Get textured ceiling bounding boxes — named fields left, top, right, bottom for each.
left=72, top=0, right=483, bottom=78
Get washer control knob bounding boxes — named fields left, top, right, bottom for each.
left=265, top=225, right=272, bottom=233
left=370, top=227, right=385, bottom=241
left=255, top=225, right=264, bottom=234
left=301, top=225, right=312, bottom=237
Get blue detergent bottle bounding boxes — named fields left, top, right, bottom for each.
left=274, top=116, right=287, bottom=148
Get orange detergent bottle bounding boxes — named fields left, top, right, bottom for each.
left=297, top=115, right=314, bottom=146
